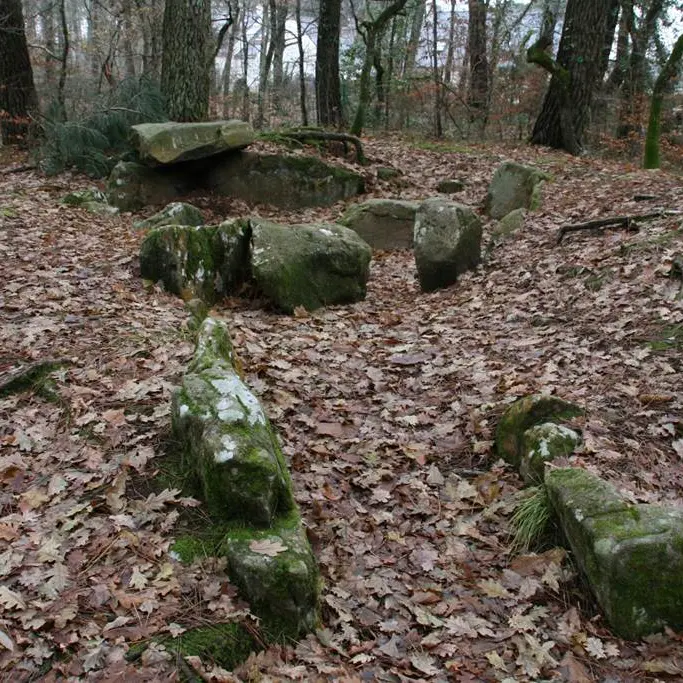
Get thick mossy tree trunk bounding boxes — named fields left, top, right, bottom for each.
left=643, top=33, right=683, bottom=169
left=529, top=0, right=613, bottom=155
left=316, top=0, right=343, bottom=126
left=161, top=0, right=212, bottom=122
left=0, top=0, right=39, bottom=145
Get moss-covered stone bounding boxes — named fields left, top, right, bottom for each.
left=485, top=161, right=549, bottom=219
left=206, top=152, right=364, bottom=209
left=496, top=394, right=583, bottom=469
left=250, top=219, right=372, bottom=313
left=139, top=225, right=220, bottom=303
left=106, top=161, right=192, bottom=211
left=172, top=318, right=294, bottom=526
left=220, top=509, right=321, bottom=639
left=339, top=198, right=419, bottom=250
left=493, top=208, right=526, bottom=239
left=520, top=422, right=582, bottom=484
left=413, top=198, right=482, bottom=293
left=61, top=188, right=107, bottom=206
left=546, top=468, right=683, bottom=639
left=133, top=202, right=205, bottom=231
left=139, top=220, right=251, bottom=304
left=436, top=179, right=465, bottom=193
left=132, top=120, right=254, bottom=165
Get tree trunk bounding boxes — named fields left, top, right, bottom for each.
left=530, top=0, right=613, bottom=154
left=294, top=0, right=308, bottom=125
left=617, top=0, right=665, bottom=139
left=256, top=0, right=272, bottom=128
left=316, top=0, right=343, bottom=126
left=350, top=0, right=409, bottom=136
left=121, top=0, right=136, bottom=79
left=0, top=0, right=39, bottom=145
left=539, top=0, right=561, bottom=47
left=271, top=0, right=288, bottom=112
left=56, top=0, right=69, bottom=120
left=605, top=0, right=629, bottom=91
left=443, top=0, right=457, bottom=84
left=597, top=0, right=619, bottom=83
left=467, top=0, right=488, bottom=120
left=431, top=0, right=442, bottom=137
left=222, top=0, right=240, bottom=118
left=643, top=33, right=683, bottom=169
left=240, top=8, right=250, bottom=120
left=161, top=0, right=212, bottom=122
left=402, top=0, right=425, bottom=78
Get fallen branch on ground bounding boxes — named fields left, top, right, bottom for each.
left=0, top=359, right=70, bottom=397
left=557, top=210, right=681, bottom=244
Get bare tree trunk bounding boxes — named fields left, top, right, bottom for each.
left=57, top=0, right=69, bottom=120
left=295, top=0, right=308, bottom=124
left=539, top=0, right=561, bottom=47
left=402, top=0, right=425, bottom=78
left=121, top=0, right=136, bottom=78
left=271, top=1, right=288, bottom=112
left=605, top=2, right=630, bottom=92
left=255, top=0, right=272, bottom=127
left=0, top=0, right=39, bottom=144
left=384, top=16, right=397, bottom=128
left=222, top=0, right=241, bottom=117
left=316, top=0, right=343, bottom=126
left=431, top=0, right=442, bottom=137
left=241, top=7, right=251, bottom=120
left=443, top=0, right=457, bottom=84
left=467, top=0, right=488, bottom=127
left=42, top=0, right=56, bottom=85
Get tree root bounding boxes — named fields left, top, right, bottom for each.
left=557, top=210, right=681, bottom=244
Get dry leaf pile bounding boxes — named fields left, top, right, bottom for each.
left=1, top=138, right=683, bottom=681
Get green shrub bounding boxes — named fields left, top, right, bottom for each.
left=40, top=77, right=168, bottom=177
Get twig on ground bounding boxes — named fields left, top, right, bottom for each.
left=557, top=210, right=681, bottom=244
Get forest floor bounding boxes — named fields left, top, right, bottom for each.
left=1, top=137, right=683, bottom=682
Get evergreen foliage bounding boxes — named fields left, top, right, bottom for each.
left=40, top=77, right=168, bottom=177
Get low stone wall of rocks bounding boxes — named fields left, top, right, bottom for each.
left=497, top=394, right=683, bottom=639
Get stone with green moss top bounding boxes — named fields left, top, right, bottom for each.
left=61, top=188, right=119, bottom=215
left=413, top=198, right=482, bottom=293
left=496, top=394, right=583, bottom=469
left=546, top=467, right=683, bottom=639
left=339, top=198, right=419, bottom=250
left=132, top=120, right=254, bottom=165
left=250, top=219, right=372, bottom=313
left=106, top=161, right=191, bottom=211
left=520, top=422, right=582, bottom=484
left=206, top=152, right=364, bottom=208
left=139, top=219, right=251, bottom=304
left=494, top=208, right=526, bottom=240
left=485, top=161, right=549, bottom=219
left=172, top=318, right=294, bottom=525
left=220, top=509, right=321, bottom=638
left=133, top=202, right=205, bottom=230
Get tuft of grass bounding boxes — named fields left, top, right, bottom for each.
left=647, top=323, right=683, bottom=352
left=510, top=485, right=554, bottom=553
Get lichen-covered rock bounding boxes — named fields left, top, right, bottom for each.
left=133, top=202, right=205, bottom=230
left=139, top=225, right=220, bottom=302
left=493, top=208, right=526, bottom=239
left=496, top=394, right=583, bottom=469
left=171, top=318, right=295, bottom=526
left=339, top=198, right=419, bottom=250
left=413, top=198, right=482, bottom=292
left=61, top=188, right=119, bottom=215
left=520, top=422, right=582, bottom=484
left=106, top=161, right=191, bottom=211
left=206, top=152, right=364, bottom=208
left=377, top=166, right=401, bottom=181
left=485, top=161, right=548, bottom=219
left=436, top=179, right=465, bottom=193
left=221, top=509, right=320, bottom=638
left=132, top=120, right=254, bottom=165
left=546, top=467, right=683, bottom=639
left=250, top=219, right=372, bottom=313
left=61, top=188, right=107, bottom=206
left=139, top=219, right=251, bottom=303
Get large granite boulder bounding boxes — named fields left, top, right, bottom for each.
left=496, top=394, right=583, bottom=470
left=139, top=219, right=251, bottom=303
left=169, top=318, right=320, bottom=638
left=206, top=152, right=364, bottom=208
left=132, top=120, right=254, bottom=165
left=133, top=202, right=204, bottom=230
left=339, top=198, right=419, bottom=249
left=546, top=467, right=683, bottom=639
left=485, top=161, right=547, bottom=219
left=413, top=198, right=482, bottom=292
left=106, top=161, right=192, bottom=211
left=250, top=220, right=372, bottom=313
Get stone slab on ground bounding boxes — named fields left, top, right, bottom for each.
left=546, top=467, right=683, bottom=639
left=339, top=198, right=419, bottom=249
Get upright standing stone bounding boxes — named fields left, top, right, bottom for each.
left=485, top=161, right=547, bottom=219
